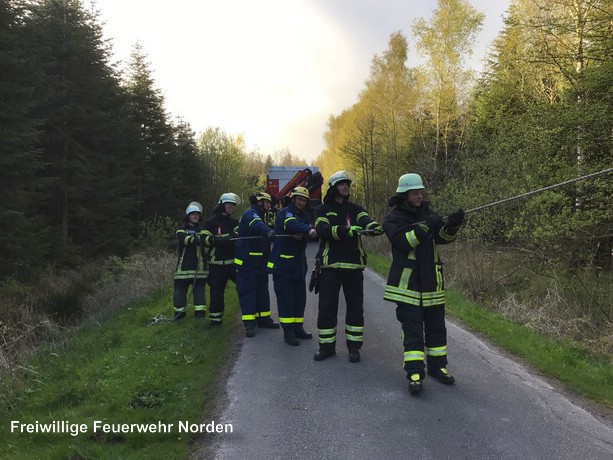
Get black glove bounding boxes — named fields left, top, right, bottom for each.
left=413, top=224, right=431, bottom=242
left=213, top=235, right=230, bottom=245
left=446, top=208, right=465, bottom=228
left=266, top=230, right=275, bottom=241
left=425, top=214, right=444, bottom=233
left=308, top=266, right=320, bottom=294
left=191, top=235, right=202, bottom=246
left=370, top=223, right=385, bottom=236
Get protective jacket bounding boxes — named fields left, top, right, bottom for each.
left=174, top=223, right=208, bottom=280
left=267, top=203, right=312, bottom=280
left=314, top=199, right=379, bottom=269
left=202, top=213, right=239, bottom=265
left=234, top=205, right=271, bottom=273
left=383, top=201, right=457, bottom=306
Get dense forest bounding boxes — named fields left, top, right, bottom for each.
left=1, top=0, right=611, bottom=285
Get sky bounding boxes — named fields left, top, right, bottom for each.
left=92, top=0, right=510, bottom=162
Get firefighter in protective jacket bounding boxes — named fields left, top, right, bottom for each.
left=234, top=192, right=279, bottom=337
left=173, top=202, right=208, bottom=320
left=267, top=187, right=318, bottom=346
left=382, top=173, right=465, bottom=395
left=313, top=170, right=384, bottom=363
left=202, top=193, right=240, bottom=326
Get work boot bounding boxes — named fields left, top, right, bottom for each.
left=245, top=325, right=256, bottom=338
left=256, top=317, right=280, bottom=329
left=294, top=325, right=313, bottom=339
left=283, top=328, right=299, bottom=346
left=172, top=311, right=186, bottom=321
left=194, top=311, right=206, bottom=319
left=427, top=367, right=455, bottom=385
left=209, top=320, right=222, bottom=327
left=408, top=374, right=423, bottom=395
left=313, top=347, right=336, bottom=361
left=348, top=348, right=361, bottom=363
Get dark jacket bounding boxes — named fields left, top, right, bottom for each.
left=234, top=205, right=272, bottom=273
left=202, top=213, right=239, bottom=265
left=174, top=223, right=208, bottom=280
left=267, top=203, right=313, bottom=280
left=314, top=199, right=378, bottom=270
left=382, top=200, right=458, bottom=306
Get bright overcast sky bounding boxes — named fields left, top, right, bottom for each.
left=92, top=0, right=510, bottom=162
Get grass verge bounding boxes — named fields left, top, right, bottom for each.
left=367, top=251, right=613, bottom=409
left=0, top=287, right=240, bottom=459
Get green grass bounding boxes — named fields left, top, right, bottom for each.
left=367, top=251, right=613, bottom=409
left=0, top=287, right=240, bottom=459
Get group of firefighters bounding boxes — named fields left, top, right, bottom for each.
left=172, top=170, right=465, bottom=395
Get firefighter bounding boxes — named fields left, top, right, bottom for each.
left=267, top=187, right=318, bottom=346
left=313, top=171, right=384, bottom=362
left=234, top=191, right=279, bottom=337
left=202, top=193, right=240, bottom=326
left=173, top=201, right=208, bottom=320
left=382, top=173, right=465, bottom=395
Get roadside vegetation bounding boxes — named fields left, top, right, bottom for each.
left=0, top=250, right=239, bottom=459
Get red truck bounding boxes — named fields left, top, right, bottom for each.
left=265, top=166, right=323, bottom=218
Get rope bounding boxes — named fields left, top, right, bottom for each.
left=464, top=167, right=613, bottom=215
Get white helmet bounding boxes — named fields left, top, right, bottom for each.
left=219, top=193, right=241, bottom=205
left=396, top=173, right=424, bottom=193
left=185, top=201, right=203, bottom=215
left=328, top=170, right=352, bottom=188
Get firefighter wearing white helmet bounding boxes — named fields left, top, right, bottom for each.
left=234, top=191, right=279, bottom=336
left=172, top=201, right=208, bottom=320
left=312, top=171, right=385, bottom=363
left=382, top=173, right=465, bottom=395
left=267, top=187, right=318, bottom=346
left=202, top=193, right=241, bottom=326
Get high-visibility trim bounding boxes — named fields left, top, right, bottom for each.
left=426, top=346, right=447, bottom=357
left=280, top=317, right=295, bottom=324
left=438, top=227, right=457, bottom=242
left=209, top=259, right=234, bottom=265
left=248, top=216, right=263, bottom=227
left=326, top=212, right=338, bottom=217
left=318, top=327, right=337, bottom=335
left=320, top=262, right=365, bottom=269
left=194, top=305, right=207, bottom=312
left=404, top=350, right=425, bottom=362
left=332, top=225, right=341, bottom=240
left=283, top=216, right=297, bottom=229
left=295, top=317, right=304, bottom=324
left=436, top=264, right=443, bottom=290
left=248, top=252, right=263, bottom=256
left=400, top=268, right=412, bottom=290
left=256, top=311, right=271, bottom=318
left=357, top=211, right=368, bottom=221
left=315, top=217, right=330, bottom=226
left=242, top=314, right=256, bottom=320
left=267, top=262, right=274, bottom=268
left=406, top=230, right=420, bottom=249
left=319, top=337, right=336, bottom=344
left=174, top=306, right=186, bottom=313
left=407, top=250, right=417, bottom=261
left=347, top=335, right=362, bottom=342
left=280, top=254, right=294, bottom=259
left=234, top=258, right=243, bottom=266
left=210, top=312, right=223, bottom=319
left=345, top=325, right=363, bottom=332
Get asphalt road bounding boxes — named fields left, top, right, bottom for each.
left=203, top=242, right=613, bottom=460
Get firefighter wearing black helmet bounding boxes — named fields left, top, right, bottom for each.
left=202, top=193, right=240, bottom=326
left=383, top=173, right=465, bottom=395
left=234, top=192, right=279, bottom=337
left=313, top=171, right=384, bottom=363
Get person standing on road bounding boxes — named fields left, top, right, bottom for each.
left=313, top=171, right=384, bottom=363
left=173, top=201, right=208, bottom=320
left=382, top=173, right=465, bottom=395
left=202, top=193, right=240, bottom=326
left=234, top=192, right=279, bottom=337
left=267, top=187, right=318, bottom=346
